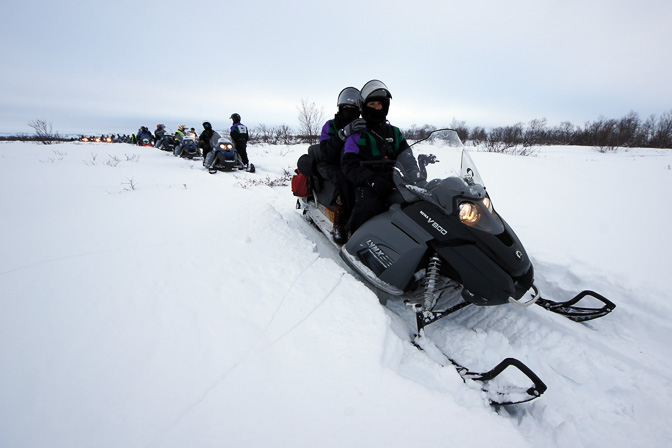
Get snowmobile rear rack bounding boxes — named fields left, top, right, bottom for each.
left=535, top=290, right=616, bottom=322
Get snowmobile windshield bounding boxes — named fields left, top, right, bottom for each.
left=209, top=131, right=223, bottom=148
left=460, top=150, right=485, bottom=188
left=392, top=130, right=489, bottom=216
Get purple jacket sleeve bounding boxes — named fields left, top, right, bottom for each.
left=341, top=132, right=373, bottom=186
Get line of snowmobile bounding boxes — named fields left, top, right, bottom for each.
left=151, top=127, right=255, bottom=174
left=293, top=129, right=615, bottom=405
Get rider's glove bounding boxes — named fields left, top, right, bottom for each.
left=338, top=118, right=367, bottom=141
left=368, top=173, right=394, bottom=197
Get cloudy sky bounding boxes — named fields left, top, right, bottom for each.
left=2, top=0, right=671, bottom=136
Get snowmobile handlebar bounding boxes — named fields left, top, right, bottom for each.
left=359, top=159, right=396, bottom=167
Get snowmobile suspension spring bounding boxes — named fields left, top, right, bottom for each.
left=422, top=254, right=442, bottom=311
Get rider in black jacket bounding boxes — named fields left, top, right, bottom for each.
left=198, top=121, right=215, bottom=164
left=341, top=80, right=410, bottom=233
left=318, top=87, right=364, bottom=243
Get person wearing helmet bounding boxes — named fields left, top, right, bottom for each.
left=152, top=124, right=166, bottom=148
left=174, top=124, right=186, bottom=146
left=136, top=126, right=153, bottom=146
left=198, top=121, right=216, bottom=164
left=135, top=126, right=154, bottom=146
left=341, top=80, right=410, bottom=233
left=317, top=86, right=365, bottom=244
left=229, top=113, right=250, bottom=168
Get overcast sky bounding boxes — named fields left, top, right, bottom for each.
left=2, top=0, right=671, bottom=136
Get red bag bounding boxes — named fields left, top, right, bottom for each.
left=291, top=172, right=311, bottom=197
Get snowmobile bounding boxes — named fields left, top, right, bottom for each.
left=204, top=132, right=255, bottom=174
left=173, top=132, right=202, bottom=160
left=155, top=128, right=176, bottom=152
left=140, top=137, right=153, bottom=147
left=295, top=129, right=615, bottom=405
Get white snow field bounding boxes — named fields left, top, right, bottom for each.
left=1, top=139, right=671, bottom=448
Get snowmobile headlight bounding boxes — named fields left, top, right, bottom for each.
left=219, top=143, right=226, bottom=149
left=483, top=197, right=493, bottom=213
left=459, top=202, right=481, bottom=226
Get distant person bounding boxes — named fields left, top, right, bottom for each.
left=137, top=126, right=153, bottom=146
left=229, top=113, right=250, bottom=168
left=175, top=124, right=186, bottom=142
left=198, top=121, right=216, bottom=164
left=154, top=124, right=166, bottom=145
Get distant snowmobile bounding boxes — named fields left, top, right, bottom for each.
left=155, top=128, right=176, bottom=152
left=174, top=132, right=202, bottom=160
left=204, top=132, right=255, bottom=174
left=295, top=129, right=615, bottom=405
left=140, top=137, right=153, bottom=147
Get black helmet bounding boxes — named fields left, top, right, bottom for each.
left=337, top=87, right=360, bottom=108
left=203, top=121, right=212, bottom=129
left=230, top=113, right=241, bottom=123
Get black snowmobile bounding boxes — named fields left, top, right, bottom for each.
left=296, top=129, right=615, bottom=405
left=155, top=127, right=176, bottom=152
left=204, top=132, right=255, bottom=174
left=174, top=131, right=202, bottom=160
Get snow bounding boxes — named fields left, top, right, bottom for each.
left=1, top=140, right=671, bottom=448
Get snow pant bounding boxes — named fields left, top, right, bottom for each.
left=202, top=146, right=213, bottom=165
left=237, top=145, right=249, bottom=165
left=347, top=185, right=387, bottom=234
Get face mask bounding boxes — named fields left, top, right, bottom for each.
left=362, top=106, right=387, bottom=126
left=339, top=107, right=360, bottom=124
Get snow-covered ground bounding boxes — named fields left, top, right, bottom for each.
left=1, top=139, right=670, bottom=448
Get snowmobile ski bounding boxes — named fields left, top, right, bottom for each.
left=413, top=333, right=547, bottom=405
left=535, top=290, right=615, bottom=322
left=410, top=288, right=616, bottom=333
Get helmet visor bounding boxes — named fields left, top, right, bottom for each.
left=337, top=87, right=360, bottom=107
left=360, top=80, right=391, bottom=103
